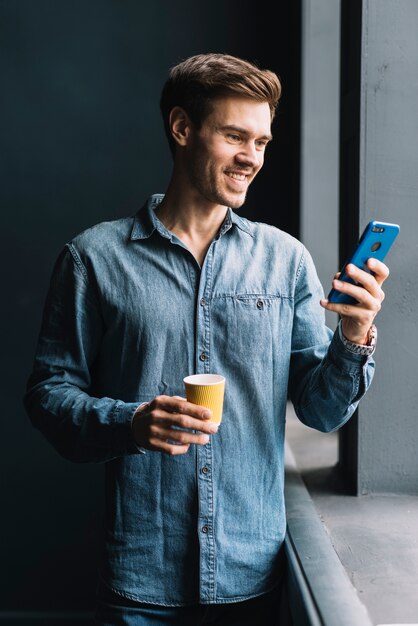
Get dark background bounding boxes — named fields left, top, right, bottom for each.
left=1, top=0, right=301, bottom=611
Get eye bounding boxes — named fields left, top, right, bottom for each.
left=256, top=140, right=269, bottom=150
left=226, top=133, right=241, bottom=142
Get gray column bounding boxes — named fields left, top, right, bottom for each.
left=340, top=0, right=418, bottom=494
left=300, top=0, right=341, bottom=331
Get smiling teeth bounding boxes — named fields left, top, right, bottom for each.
left=227, top=172, right=246, bottom=180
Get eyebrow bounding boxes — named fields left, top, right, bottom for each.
left=220, top=124, right=273, bottom=142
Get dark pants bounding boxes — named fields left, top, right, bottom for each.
left=95, top=583, right=284, bottom=626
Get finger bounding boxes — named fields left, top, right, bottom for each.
left=151, top=425, right=211, bottom=446
left=321, top=299, right=360, bottom=317
left=153, top=395, right=213, bottom=421
left=323, top=280, right=381, bottom=313
left=345, top=261, right=387, bottom=293
left=163, top=414, right=219, bottom=435
left=366, top=258, right=390, bottom=286
left=148, top=406, right=219, bottom=435
left=331, top=277, right=382, bottom=310
left=148, top=437, right=191, bottom=456
left=321, top=298, right=378, bottom=320
left=344, top=265, right=385, bottom=301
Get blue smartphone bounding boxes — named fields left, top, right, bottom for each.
left=327, top=220, right=400, bottom=305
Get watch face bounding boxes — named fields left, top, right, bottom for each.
left=367, top=324, right=377, bottom=346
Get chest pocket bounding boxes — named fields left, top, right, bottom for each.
left=210, top=294, right=282, bottom=370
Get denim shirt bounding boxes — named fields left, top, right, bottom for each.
left=24, top=194, right=375, bottom=606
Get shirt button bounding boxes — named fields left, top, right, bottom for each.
left=200, top=298, right=207, bottom=306
left=257, top=299, right=264, bottom=310
left=202, top=525, right=209, bottom=533
left=201, top=466, right=209, bottom=475
left=199, top=352, right=207, bottom=361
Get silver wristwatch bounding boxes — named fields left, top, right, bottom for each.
left=338, top=322, right=377, bottom=356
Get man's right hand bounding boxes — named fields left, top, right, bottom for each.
left=131, top=395, right=219, bottom=456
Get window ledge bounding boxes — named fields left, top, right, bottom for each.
left=285, top=403, right=418, bottom=625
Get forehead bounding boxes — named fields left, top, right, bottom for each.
left=204, top=96, right=272, bottom=136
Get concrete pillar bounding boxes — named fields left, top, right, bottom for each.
left=300, top=0, right=341, bottom=331
left=339, top=0, right=418, bottom=494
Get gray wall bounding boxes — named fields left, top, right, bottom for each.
left=357, top=0, right=418, bottom=494
left=340, top=0, right=418, bottom=494
left=300, top=0, right=418, bottom=495
left=1, top=0, right=301, bottom=616
left=300, top=0, right=340, bottom=331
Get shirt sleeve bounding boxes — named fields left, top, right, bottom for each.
left=23, top=245, right=143, bottom=463
left=288, top=245, right=375, bottom=432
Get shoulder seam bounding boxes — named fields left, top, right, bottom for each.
left=66, top=243, right=88, bottom=283
left=295, top=244, right=306, bottom=286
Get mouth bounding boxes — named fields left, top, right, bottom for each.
left=224, top=170, right=251, bottom=190
left=225, top=169, right=251, bottom=179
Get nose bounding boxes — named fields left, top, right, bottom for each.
left=236, top=141, right=262, bottom=168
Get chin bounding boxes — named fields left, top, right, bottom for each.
left=226, top=195, right=247, bottom=209
left=216, top=188, right=246, bottom=209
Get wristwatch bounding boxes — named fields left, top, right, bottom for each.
left=338, top=322, right=377, bottom=356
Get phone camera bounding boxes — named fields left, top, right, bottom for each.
left=372, top=226, right=385, bottom=233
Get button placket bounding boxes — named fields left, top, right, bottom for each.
left=195, top=244, right=216, bottom=602
left=196, top=436, right=215, bottom=602
left=196, top=248, right=213, bottom=375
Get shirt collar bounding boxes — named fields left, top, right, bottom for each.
left=223, top=208, right=253, bottom=237
left=130, top=194, right=253, bottom=241
left=130, top=194, right=165, bottom=240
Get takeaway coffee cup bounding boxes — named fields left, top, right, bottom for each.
left=183, top=374, right=225, bottom=424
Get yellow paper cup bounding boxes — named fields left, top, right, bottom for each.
left=183, top=374, right=225, bottom=424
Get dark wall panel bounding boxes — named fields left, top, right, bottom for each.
left=0, top=0, right=300, bottom=611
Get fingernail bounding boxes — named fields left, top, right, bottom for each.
left=209, top=423, right=219, bottom=433
left=202, top=410, right=212, bottom=419
left=202, top=435, right=210, bottom=444
left=334, top=279, right=342, bottom=287
left=368, top=258, right=376, bottom=268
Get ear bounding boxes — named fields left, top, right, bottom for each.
left=169, top=106, right=193, bottom=148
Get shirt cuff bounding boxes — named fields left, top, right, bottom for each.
left=130, top=402, right=150, bottom=455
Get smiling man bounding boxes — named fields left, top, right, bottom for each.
left=24, top=53, right=388, bottom=626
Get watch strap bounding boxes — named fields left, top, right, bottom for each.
left=338, top=322, right=377, bottom=356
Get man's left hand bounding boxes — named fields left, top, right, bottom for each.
left=320, top=258, right=389, bottom=344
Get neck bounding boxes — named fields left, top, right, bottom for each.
left=155, top=182, right=229, bottom=265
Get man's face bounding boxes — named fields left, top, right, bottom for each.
left=183, top=96, right=272, bottom=209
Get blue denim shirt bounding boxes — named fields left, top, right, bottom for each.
left=24, top=194, right=374, bottom=606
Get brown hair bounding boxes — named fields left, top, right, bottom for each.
left=160, top=53, right=282, bottom=156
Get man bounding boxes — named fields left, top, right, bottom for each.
left=24, top=53, right=388, bottom=625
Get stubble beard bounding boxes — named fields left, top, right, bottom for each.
left=188, top=161, right=249, bottom=210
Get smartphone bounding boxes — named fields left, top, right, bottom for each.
left=327, top=220, right=400, bottom=305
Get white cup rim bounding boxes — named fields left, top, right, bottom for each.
left=183, top=374, right=225, bottom=386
